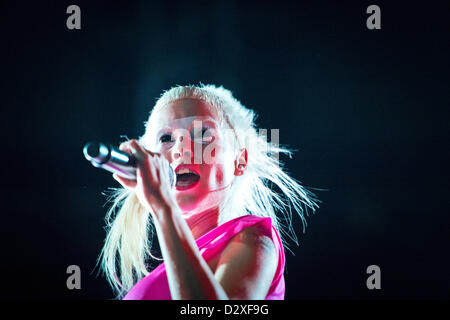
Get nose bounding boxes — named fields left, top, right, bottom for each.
left=173, top=132, right=194, bottom=162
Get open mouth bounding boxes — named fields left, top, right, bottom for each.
left=175, top=167, right=200, bottom=191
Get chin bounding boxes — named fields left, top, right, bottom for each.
left=175, top=194, right=201, bottom=212
left=178, top=203, right=200, bottom=214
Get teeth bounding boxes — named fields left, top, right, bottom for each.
left=177, top=168, right=196, bottom=175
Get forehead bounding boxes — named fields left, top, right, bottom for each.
left=151, top=98, right=220, bottom=125
left=143, top=98, right=237, bottom=150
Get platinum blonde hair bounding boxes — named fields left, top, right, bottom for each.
left=99, top=84, right=319, bottom=298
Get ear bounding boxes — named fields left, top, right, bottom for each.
left=234, top=148, right=248, bottom=176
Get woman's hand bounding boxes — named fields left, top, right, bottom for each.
left=113, top=139, right=178, bottom=219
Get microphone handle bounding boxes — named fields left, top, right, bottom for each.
left=97, top=154, right=138, bottom=180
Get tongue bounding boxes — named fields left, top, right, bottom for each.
left=176, top=173, right=200, bottom=187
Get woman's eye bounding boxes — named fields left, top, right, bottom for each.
left=160, top=134, right=173, bottom=143
left=192, top=128, right=214, bottom=143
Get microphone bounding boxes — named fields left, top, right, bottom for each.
left=83, top=142, right=176, bottom=187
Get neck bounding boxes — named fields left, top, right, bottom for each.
left=183, top=207, right=220, bottom=240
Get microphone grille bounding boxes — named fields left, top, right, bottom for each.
left=83, top=142, right=110, bottom=164
left=169, top=165, right=176, bottom=188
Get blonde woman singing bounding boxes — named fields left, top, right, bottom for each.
left=100, top=84, right=318, bottom=299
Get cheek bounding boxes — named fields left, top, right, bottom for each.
left=205, top=162, right=235, bottom=188
left=212, top=165, right=226, bottom=185
left=204, top=145, right=235, bottom=182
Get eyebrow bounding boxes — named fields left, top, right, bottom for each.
left=156, top=127, right=172, bottom=136
left=155, top=118, right=218, bottom=136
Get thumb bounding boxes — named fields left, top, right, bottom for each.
left=113, top=173, right=137, bottom=190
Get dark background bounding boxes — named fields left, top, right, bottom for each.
left=1, top=0, right=449, bottom=300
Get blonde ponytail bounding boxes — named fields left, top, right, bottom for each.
left=99, top=190, right=161, bottom=298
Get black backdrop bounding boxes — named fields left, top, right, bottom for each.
left=1, top=0, right=449, bottom=300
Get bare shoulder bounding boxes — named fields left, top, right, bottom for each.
left=229, top=223, right=277, bottom=255
left=214, top=222, right=278, bottom=299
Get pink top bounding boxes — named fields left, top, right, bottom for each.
left=123, top=215, right=285, bottom=300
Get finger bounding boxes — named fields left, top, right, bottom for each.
left=160, top=159, right=172, bottom=187
left=113, top=173, right=137, bottom=189
left=157, top=156, right=168, bottom=182
left=137, top=153, right=159, bottom=189
left=129, top=139, right=157, bottom=157
left=118, top=143, right=135, bottom=161
left=129, top=140, right=160, bottom=183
